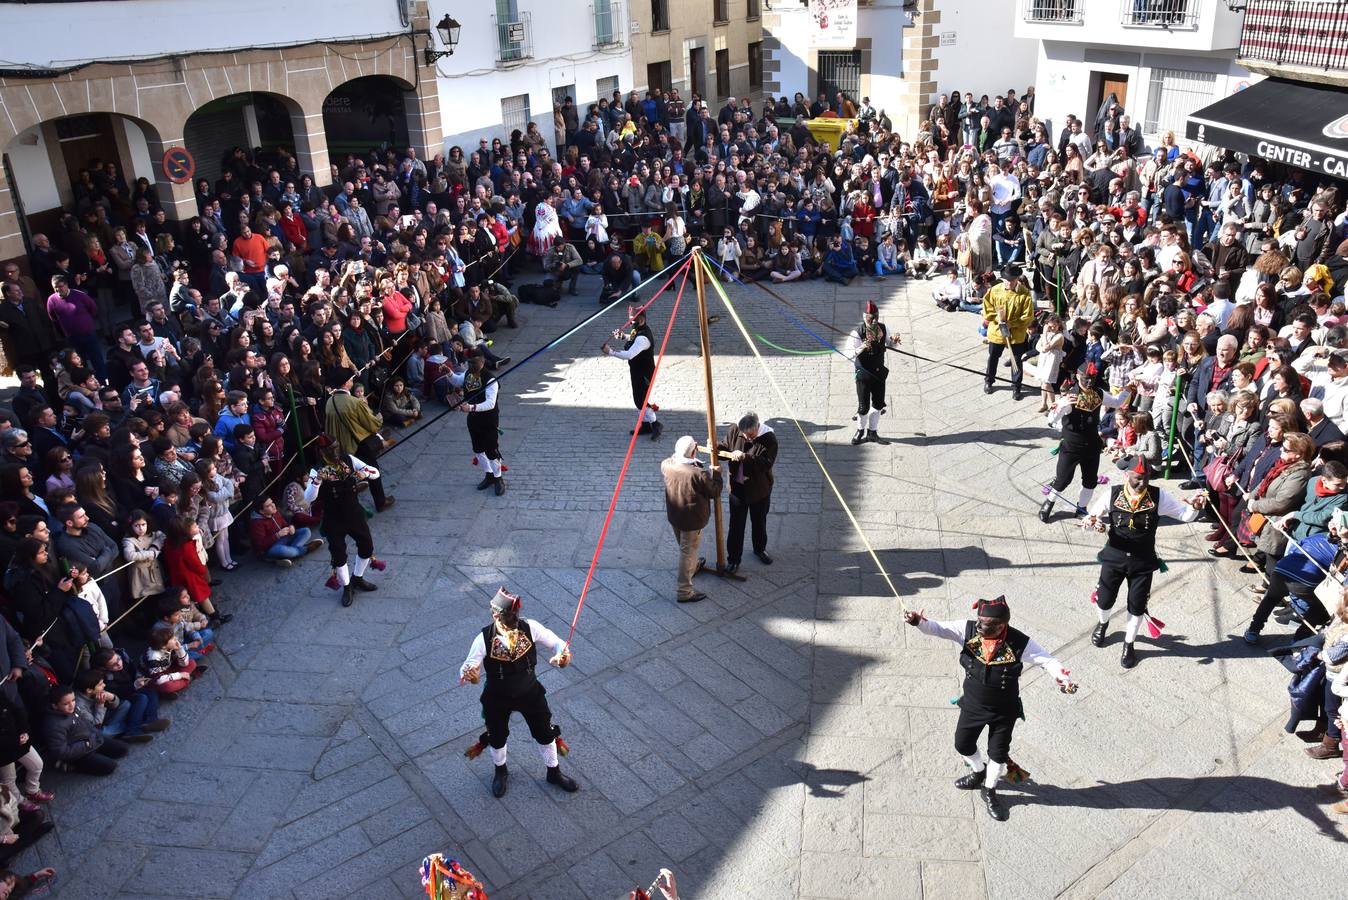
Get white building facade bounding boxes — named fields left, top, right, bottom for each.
left=760, top=0, right=1036, bottom=138
left=428, top=0, right=633, bottom=151
left=1015, top=0, right=1254, bottom=146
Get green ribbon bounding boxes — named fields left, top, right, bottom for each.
left=752, top=333, right=834, bottom=356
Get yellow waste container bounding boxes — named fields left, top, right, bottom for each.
left=804, top=117, right=857, bottom=152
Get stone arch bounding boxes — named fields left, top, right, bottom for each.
left=321, top=75, right=417, bottom=163
left=184, top=90, right=306, bottom=187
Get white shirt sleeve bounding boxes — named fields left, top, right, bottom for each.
left=1046, top=395, right=1074, bottom=429
left=1101, top=388, right=1134, bottom=410
left=607, top=335, right=651, bottom=360
left=916, top=618, right=966, bottom=644
left=350, top=454, right=379, bottom=480
left=473, top=380, right=498, bottom=412
left=1087, top=489, right=1112, bottom=518
left=844, top=329, right=864, bottom=358
left=460, top=632, right=487, bottom=679
left=528, top=619, right=567, bottom=657
left=1157, top=488, right=1200, bottom=523
left=1022, top=637, right=1069, bottom=682
left=302, top=472, right=320, bottom=504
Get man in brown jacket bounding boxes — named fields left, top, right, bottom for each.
left=661, top=435, right=723, bottom=603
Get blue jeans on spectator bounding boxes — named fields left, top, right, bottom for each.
left=187, top=627, right=215, bottom=661
left=101, top=689, right=160, bottom=737
left=265, top=527, right=313, bottom=560
left=876, top=260, right=903, bottom=277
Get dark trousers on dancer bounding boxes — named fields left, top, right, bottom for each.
left=954, top=706, right=1015, bottom=765
left=1095, top=550, right=1154, bottom=616
left=323, top=509, right=373, bottom=568
left=483, top=682, right=556, bottom=750
left=1052, top=445, right=1101, bottom=496
left=727, top=492, right=769, bottom=564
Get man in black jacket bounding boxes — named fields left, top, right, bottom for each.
left=720, top=412, right=777, bottom=573
left=1179, top=334, right=1237, bottom=488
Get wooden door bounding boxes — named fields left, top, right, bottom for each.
left=1097, top=75, right=1129, bottom=113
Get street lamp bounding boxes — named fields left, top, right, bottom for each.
left=424, top=14, right=461, bottom=64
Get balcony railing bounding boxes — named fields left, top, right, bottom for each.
left=1022, top=0, right=1083, bottom=24
left=592, top=0, right=624, bottom=48
left=1120, top=0, right=1200, bottom=30
left=1239, top=0, right=1348, bottom=72
left=493, top=12, right=533, bottom=64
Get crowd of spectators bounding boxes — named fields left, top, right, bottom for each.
left=0, top=73, right=1346, bottom=852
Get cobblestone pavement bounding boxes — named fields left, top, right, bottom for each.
left=24, top=265, right=1346, bottom=899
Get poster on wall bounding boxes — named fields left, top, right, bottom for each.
left=809, top=0, right=858, bottom=48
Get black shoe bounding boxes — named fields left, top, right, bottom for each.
left=1120, top=642, right=1137, bottom=669
left=1013, top=388, right=1024, bottom=401
left=209, top=613, right=233, bottom=627
left=546, top=765, right=579, bottom=792
left=755, top=551, right=773, bottom=565
left=492, top=764, right=509, bottom=798
left=351, top=575, right=378, bottom=592
left=630, top=422, right=653, bottom=436
left=678, top=591, right=707, bottom=604
left=1091, top=621, right=1108, bottom=647
left=954, top=768, right=985, bottom=790
left=477, top=474, right=496, bottom=490
left=984, top=383, right=994, bottom=394
left=725, top=562, right=740, bottom=573
left=1179, top=479, right=1202, bottom=490
left=865, top=430, right=889, bottom=445
left=1038, top=499, right=1054, bottom=523
left=495, top=356, right=512, bottom=367
left=981, top=787, right=1008, bottom=822
left=494, top=477, right=507, bottom=496
left=209, top=578, right=223, bottom=587
left=376, top=497, right=396, bottom=512
left=851, top=429, right=865, bottom=445
left=341, top=585, right=355, bottom=607
left=650, top=420, right=664, bottom=441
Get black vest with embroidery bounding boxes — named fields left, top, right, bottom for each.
left=625, top=323, right=655, bottom=381
left=1105, top=484, right=1161, bottom=557
left=855, top=322, right=887, bottom=381
left=480, top=619, right=538, bottom=697
left=958, top=620, right=1031, bottom=712
left=315, top=453, right=360, bottom=506
left=463, top=370, right=489, bottom=407
left=1061, top=391, right=1104, bottom=450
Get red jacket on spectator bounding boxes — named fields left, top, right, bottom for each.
left=163, top=537, right=211, bottom=604
left=279, top=212, right=308, bottom=253
left=382, top=289, right=412, bottom=334
left=248, top=510, right=287, bottom=555
left=250, top=404, right=286, bottom=465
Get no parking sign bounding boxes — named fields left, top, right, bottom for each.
left=161, top=146, right=195, bottom=184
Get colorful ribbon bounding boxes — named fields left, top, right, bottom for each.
left=565, top=257, right=695, bottom=646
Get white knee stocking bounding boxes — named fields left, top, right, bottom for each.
left=1125, top=613, right=1142, bottom=643
left=867, top=408, right=883, bottom=430
left=475, top=452, right=491, bottom=470
left=1077, top=487, right=1095, bottom=509
left=1097, top=605, right=1113, bottom=624
left=538, top=741, right=559, bottom=768
left=335, top=564, right=350, bottom=586
left=985, top=761, right=1007, bottom=789
left=643, top=407, right=657, bottom=423
left=491, top=745, right=507, bottom=766
left=352, top=557, right=369, bottom=578
left=489, top=458, right=502, bottom=476
left=961, top=750, right=987, bottom=772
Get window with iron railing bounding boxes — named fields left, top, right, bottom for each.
left=1239, top=0, right=1348, bottom=72
left=1120, top=0, right=1199, bottom=30
left=494, top=7, right=532, bottom=63
left=593, top=0, right=624, bottom=47
left=1021, top=0, right=1083, bottom=24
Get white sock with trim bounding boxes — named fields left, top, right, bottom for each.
left=1077, top=487, right=1095, bottom=509
left=961, top=750, right=987, bottom=772
left=1125, top=613, right=1142, bottom=643
left=335, top=564, right=350, bottom=586
left=475, top=452, right=491, bottom=471
left=539, top=741, right=559, bottom=768
left=1097, top=605, right=1113, bottom=624
left=985, top=761, right=1007, bottom=789
left=643, top=407, right=657, bottom=423
left=867, top=408, right=883, bottom=430
left=352, top=557, right=369, bottom=578
left=489, top=458, right=502, bottom=476
left=491, top=745, right=507, bottom=766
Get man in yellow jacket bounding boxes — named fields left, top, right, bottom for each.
left=981, top=262, right=1035, bottom=400
left=324, top=365, right=396, bottom=512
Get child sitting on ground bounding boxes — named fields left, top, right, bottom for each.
left=249, top=496, right=324, bottom=567
left=42, top=684, right=130, bottom=776
left=138, top=622, right=202, bottom=696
